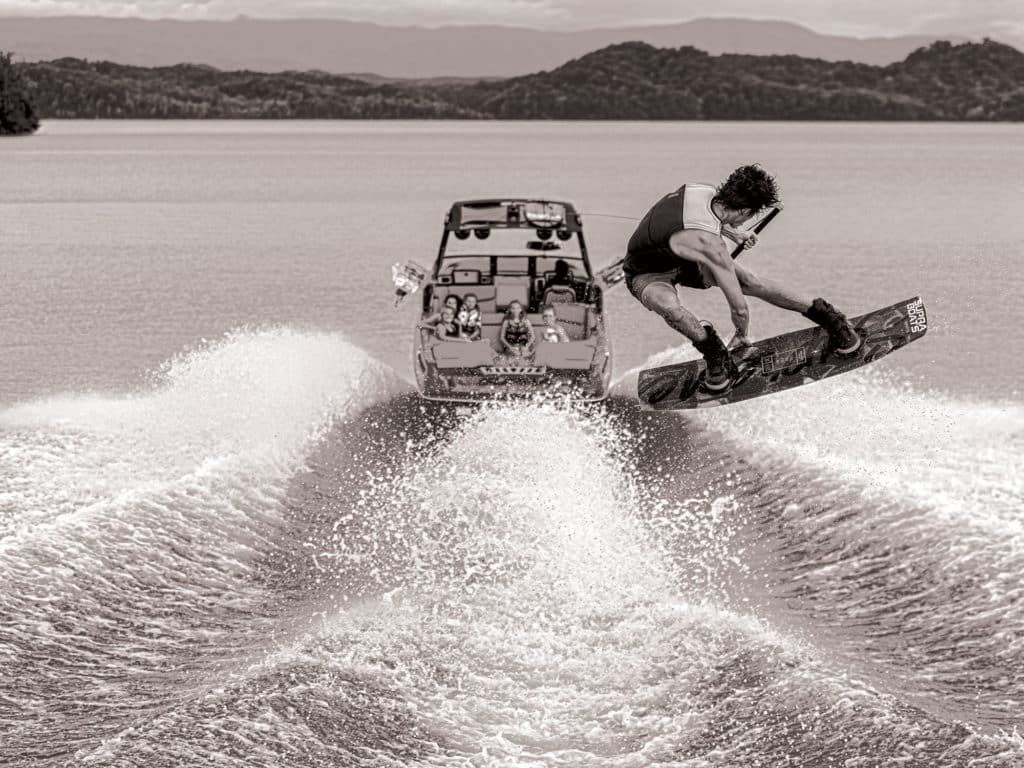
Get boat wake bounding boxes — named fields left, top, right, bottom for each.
left=1, top=330, right=1021, bottom=766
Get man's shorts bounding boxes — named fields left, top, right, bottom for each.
left=625, top=261, right=710, bottom=306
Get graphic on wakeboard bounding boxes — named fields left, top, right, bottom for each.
left=638, top=296, right=928, bottom=410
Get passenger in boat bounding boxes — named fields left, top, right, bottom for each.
left=457, top=293, right=482, bottom=341
left=434, top=306, right=469, bottom=342
left=419, top=294, right=462, bottom=330
left=539, top=305, right=570, bottom=343
left=499, top=300, right=535, bottom=358
left=624, top=164, right=861, bottom=391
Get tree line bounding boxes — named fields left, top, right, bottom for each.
left=440, top=39, right=1024, bottom=120
left=5, top=39, right=1024, bottom=124
left=0, top=51, right=40, bottom=134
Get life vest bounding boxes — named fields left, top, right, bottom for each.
left=623, top=184, right=721, bottom=277
left=458, top=306, right=481, bottom=334
left=504, top=320, right=531, bottom=346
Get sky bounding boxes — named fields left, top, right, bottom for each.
left=0, top=0, right=1021, bottom=46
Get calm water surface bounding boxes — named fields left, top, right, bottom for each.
left=2, top=120, right=1022, bottom=403
left=1, top=122, right=1022, bottom=767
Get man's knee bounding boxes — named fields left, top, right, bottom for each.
left=638, top=282, right=677, bottom=314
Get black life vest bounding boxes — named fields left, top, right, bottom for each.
left=623, top=184, right=721, bottom=278
left=504, top=320, right=530, bottom=346
left=458, top=306, right=481, bottom=335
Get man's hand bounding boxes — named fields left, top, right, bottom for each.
left=728, top=332, right=754, bottom=351
left=724, top=225, right=758, bottom=249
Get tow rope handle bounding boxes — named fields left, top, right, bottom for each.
left=729, top=203, right=783, bottom=260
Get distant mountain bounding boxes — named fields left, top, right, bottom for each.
left=0, top=16, right=976, bottom=78
left=442, top=40, right=1024, bottom=120
left=22, top=60, right=483, bottom=119
left=20, top=40, right=1024, bottom=121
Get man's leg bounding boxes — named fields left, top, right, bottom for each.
left=637, top=281, right=707, bottom=341
left=728, top=264, right=861, bottom=353
left=732, top=264, right=812, bottom=312
left=636, top=280, right=732, bottom=389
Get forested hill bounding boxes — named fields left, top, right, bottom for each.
left=455, top=40, right=1024, bottom=120
left=20, top=39, right=1024, bottom=120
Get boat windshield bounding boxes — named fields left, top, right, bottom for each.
left=436, top=255, right=591, bottom=281
left=442, top=228, right=584, bottom=261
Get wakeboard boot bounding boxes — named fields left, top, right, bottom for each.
left=694, top=323, right=734, bottom=392
left=803, top=298, right=862, bottom=355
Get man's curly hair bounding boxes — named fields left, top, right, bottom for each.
left=717, top=164, right=780, bottom=212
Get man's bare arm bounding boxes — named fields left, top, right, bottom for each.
left=669, top=230, right=750, bottom=337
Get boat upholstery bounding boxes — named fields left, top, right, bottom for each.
left=429, top=341, right=497, bottom=369
left=532, top=341, right=597, bottom=369
left=426, top=338, right=596, bottom=371
left=493, top=276, right=531, bottom=312
left=542, top=285, right=577, bottom=305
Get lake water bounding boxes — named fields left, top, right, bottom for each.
left=1, top=121, right=1022, bottom=766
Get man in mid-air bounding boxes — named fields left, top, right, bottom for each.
left=624, top=164, right=861, bottom=390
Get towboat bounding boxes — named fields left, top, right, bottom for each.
left=394, top=198, right=612, bottom=402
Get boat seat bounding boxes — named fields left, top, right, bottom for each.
left=542, top=285, right=576, bottom=305
left=533, top=340, right=598, bottom=370
left=494, top=276, right=530, bottom=312
left=428, top=341, right=496, bottom=369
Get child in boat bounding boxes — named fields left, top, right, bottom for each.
left=539, top=304, right=571, bottom=343
left=457, top=293, right=482, bottom=341
left=499, top=300, right=535, bottom=358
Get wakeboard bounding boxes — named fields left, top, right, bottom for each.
left=637, top=296, right=928, bottom=410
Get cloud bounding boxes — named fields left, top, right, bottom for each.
left=0, top=0, right=1020, bottom=49
left=907, top=0, right=1024, bottom=38
left=0, top=0, right=568, bottom=24
left=0, top=0, right=214, bottom=19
